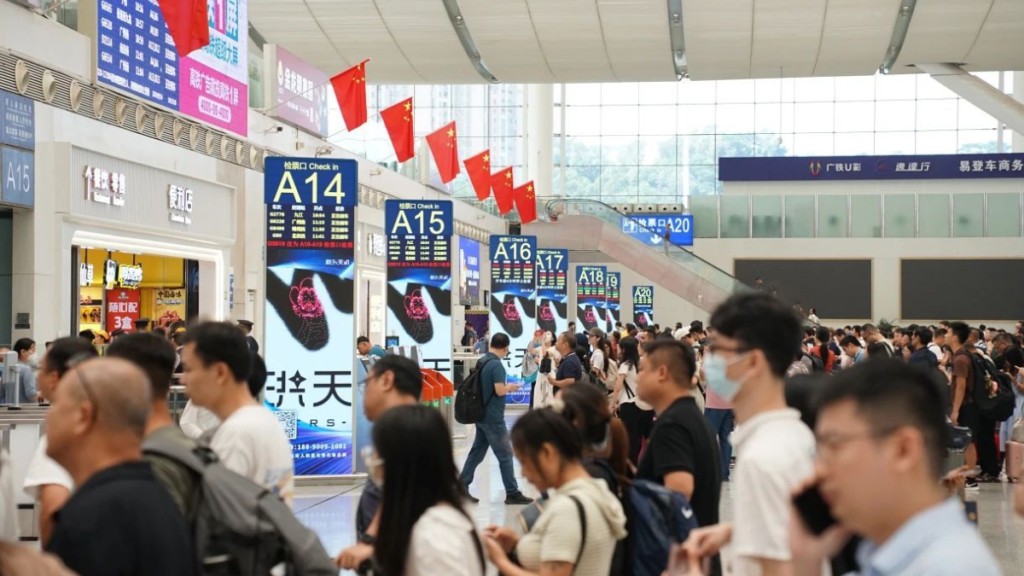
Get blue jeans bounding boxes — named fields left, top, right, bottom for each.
left=705, top=408, right=735, bottom=480
left=459, top=418, right=520, bottom=494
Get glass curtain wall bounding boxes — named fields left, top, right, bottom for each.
left=554, top=73, right=1014, bottom=203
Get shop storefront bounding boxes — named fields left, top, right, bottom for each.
left=57, top=145, right=235, bottom=335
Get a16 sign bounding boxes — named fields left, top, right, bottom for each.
left=264, top=157, right=358, bottom=206
left=492, top=237, right=534, bottom=262
left=385, top=200, right=453, bottom=237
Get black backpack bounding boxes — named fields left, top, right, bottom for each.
left=967, top=353, right=1015, bottom=422
left=455, top=358, right=495, bottom=424
left=802, top=352, right=825, bottom=374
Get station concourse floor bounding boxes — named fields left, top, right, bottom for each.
left=294, top=413, right=1024, bottom=575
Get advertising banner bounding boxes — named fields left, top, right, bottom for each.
left=458, top=237, right=481, bottom=306
left=105, top=288, right=140, bottom=331
left=385, top=200, right=454, bottom=379
left=622, top=214, right=694, bottom=247
left=605, top=272, right=621, bottom=333
left=93, top=0, right=249, bottom=135
left=633, top=285, right=654, bottom=328
left=536, top=248, right=569, bottom=337
left=490, top=235, right=537, bottom=405
left=263, top=157, right=357, bottom=475
left=575, top=266, right=606, bottom=332
left=264, top=45, right=329, bottom=137
left=719, top=153, right=1024, bottom=182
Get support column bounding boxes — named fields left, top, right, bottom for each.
left=525, top=84, right=554, bottom=198
left=916, top=64, right=1024, bottom=138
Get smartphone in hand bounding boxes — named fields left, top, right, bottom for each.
left=792, top=484, right=838, bottom=535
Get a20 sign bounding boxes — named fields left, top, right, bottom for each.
left=264, top=157, right=358, bottom=206
left=633, top=285, right=654, bottom=307
left=385, top=200, right=453, bottom=237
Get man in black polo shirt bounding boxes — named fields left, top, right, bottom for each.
left=44, top=357, right=197, bottom=576
left=635, top=339, right=722, bottom=528
left=549, top=331, right=583, bottom=393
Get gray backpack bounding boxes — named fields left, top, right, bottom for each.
left=142, top=434, right=336, bottom=576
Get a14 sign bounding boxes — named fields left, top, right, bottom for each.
left=264, top=158, right=358, bottom=206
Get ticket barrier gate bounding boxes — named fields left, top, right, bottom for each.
left=0, top=410, right=48, bottom=542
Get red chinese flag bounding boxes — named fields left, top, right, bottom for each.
left=330, top=60, right=369, bottom=132
left=491, top=166, right=515, bottom=215
left=464, top=150, right=492, bottom=201
left=380, top=98, right=415, bottom=163
left=514, top=181, right=538, bottom=224
left=426, top=122, right=460, bottom=184
left=158, top=0, right=210, bottom=57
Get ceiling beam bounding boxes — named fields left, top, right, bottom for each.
left=441, top=0, right=501, bottom=83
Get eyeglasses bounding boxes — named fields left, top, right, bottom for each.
left=358, top=371, right=380, bottom=392
left=815, top=427, right=900, bottom=460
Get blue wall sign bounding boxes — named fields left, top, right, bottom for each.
left=96, top=0, right=180, bottom=109
left=719, top=154, right=1024, bottom=182
left=622, top=214, right=694, bottom=247
left=1, top=90, right=35, bottom=150
left=1, top=148, right=34, bottom=208
left=605, top=272, right=621, bottom=333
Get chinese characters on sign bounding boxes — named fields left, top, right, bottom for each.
left=490, top=235, right=538, bottom=405
left=84, top=166, right=127, bottom=207
left=168, top=184, right=194, bottom=224
left=536, top=248, right=570, bottom=338
left=117, top=264, right=143, bottom=288
left=605, top=272, right=621, bottom=333
left=266, top=45, right=329, bottom=137
left=576, top=265, right=607, bottom=331
left=0, top=89, right=34, bottom=208
left=719, top=154, right=1024, bottom=182
left=632, top=285, right=654, bottom=328
left=621, top=214, right=694, bottom=247
left=105, top=288, right=140, bottom=331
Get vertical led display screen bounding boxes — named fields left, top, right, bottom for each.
left=490, top=235, right=537, bottom=405
left=633, top=285, right=654, bottom=328
left=263, top=157, right=357, bottom=475
left=458, top=237, right=481, bottom=306
left=605, top=272, right=621, bottom=333
left=385, top=200, right=454, bottom=379
left=536, top=249, right=568, bottom=337
left=575, top=265, right=606, bottom=332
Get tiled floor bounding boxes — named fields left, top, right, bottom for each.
left=299, top=413, right=1024, bottom=575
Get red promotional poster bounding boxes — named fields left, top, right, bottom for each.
left=106, top=289, right=141, bottom=332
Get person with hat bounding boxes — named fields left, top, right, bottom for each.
left=237, top=320, right=259, bottom=355
left=135, top=318, right=152, bottom=332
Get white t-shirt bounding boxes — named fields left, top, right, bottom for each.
left=0, top=450, right=19, bottom=541
left=928, top=343, right=943, bottom=362
left=590, top=348, right=606, bottom=375
left=210, top=405, right=295, bottom=507
left=179, top=400, right=221, bottom=439
left=23, top=437, right=74, bottom=497
left=405, top=504, right=494, bottom=576
left=730, top=409, right=817, bottom=576
left=616, top=363, right=653, bottom=411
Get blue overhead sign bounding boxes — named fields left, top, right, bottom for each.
left=719, top=154, right=1024, bottom=182
left=96, top=0, right=180, bottom=109
left=1, top=90, right=35, bottom=150
left=622, top=214, right=694, bottom=247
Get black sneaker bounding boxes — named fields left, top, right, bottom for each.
left=465, top=493, right=480, bottom=504
left=977, top=472, right=1001, bottom=483
left=965, top=478, right=979, bottom=491
left=505, top=492, right=534, bottom=505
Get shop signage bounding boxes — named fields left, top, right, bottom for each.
left=632, top=285, right=654, bottom=328
left=79, top=263, right=94, bottom=287
left=0, top=89, right=35, bottom=208
left=103, top=259, right=118, bottom=290
left=265, top=44, right=329, bottom=137
left=489, top=235, right=537, bottom=405
left=84, top=166, right=126, bottom=207
left=106, top=288, right=141, bottom=331
left=117, top=264, right=143, bottom=288
left=622, top=214, right=694, bottom=247
left=575, top=265, right=606, bottom=332
left=458, top=237, right=480, bottom=306
left=719, top=153, right=1024, bottom=182
left=263, top=156, right=358, bottom=476
left=385, top=200, right=454, bottom=379
left=168, top=184, right=194, bottom=224
left=536, top=248, right=569, bottom=337
left=605, top=272, right=621, bottom=333
left=92, top=0, right=249, bottom=136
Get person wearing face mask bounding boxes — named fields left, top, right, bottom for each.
left=9, top=339, right=40, bottom=404
left=681, top=293, right=815, bottom=576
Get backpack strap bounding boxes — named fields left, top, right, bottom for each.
left=568, top=495, right=587, bottom=572
left=141, top=433, right=208, bottom=475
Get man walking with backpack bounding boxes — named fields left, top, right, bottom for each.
left=950, top=321, right=1000, bottom=485
left=458, top=332, right=533, bottom=505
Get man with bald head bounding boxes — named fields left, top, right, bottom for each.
left=44, top=357, right=197, bottom=576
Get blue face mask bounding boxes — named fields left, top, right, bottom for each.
left=704, top=353, right=747, bottom=402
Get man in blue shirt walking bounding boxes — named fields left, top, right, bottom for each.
left=459, top=332, right=534, bottom=505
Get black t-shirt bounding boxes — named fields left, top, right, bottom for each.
left=636, top=396, right=721, bottom=527
left=356, top=480, right=382, bottom=537
left=47, top=461, right=198, bottom=576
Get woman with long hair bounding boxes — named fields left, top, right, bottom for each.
left=372, top=405, right=491, bottom=576
left=485, top=409, right=626, bottom=576
left=611, top=336, right=655, bottom=464
left=587, top=328, right=612, bottom=392
left=812, top=326, right=835, bottom=373
left=561, top=384, right=630, bottom=489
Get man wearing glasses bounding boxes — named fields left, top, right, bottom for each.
left=680, top=292, right=816, bottom=576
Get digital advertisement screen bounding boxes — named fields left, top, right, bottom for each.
left=263, top=157, right=358, bottom=475
left=575, top=265, right=606, bottom=332
left=93, top=0, right=249, bottom=135
left=458, top=237, right=481, bottom=306
left=385, top=200, right=454, bottom=379
left=632, top=285, right=654, bottom=328
left=605, top=272, right=621, bottom=333
left=490, top=235, right=537, bottom=406
left=536, top=248, right=569, bottom=338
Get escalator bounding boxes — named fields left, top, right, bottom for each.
left=523, top=199, right=747, bottom=313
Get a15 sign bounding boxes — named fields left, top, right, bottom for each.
left=1, top=148, right=33, bottom=207
left=385, top=200, right=453, bottom=237
left=264, top=157, right=358, bottom=206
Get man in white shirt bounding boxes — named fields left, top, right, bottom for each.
left=682, top=292, right=816, bottom=576
left=180, top=321, right=295, bottom=507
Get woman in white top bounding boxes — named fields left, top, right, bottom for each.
left=484, top=408, right=627, bottom=576
left=587, top=328, right=611, bottom=391
left=533, top=332, right=561, bottom=409
left=371, top=404, right=493, bottom=576
left=610, top=336, right=655, bottom=465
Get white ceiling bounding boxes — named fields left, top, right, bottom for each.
left=247, top=0, right=1024, bottom=84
